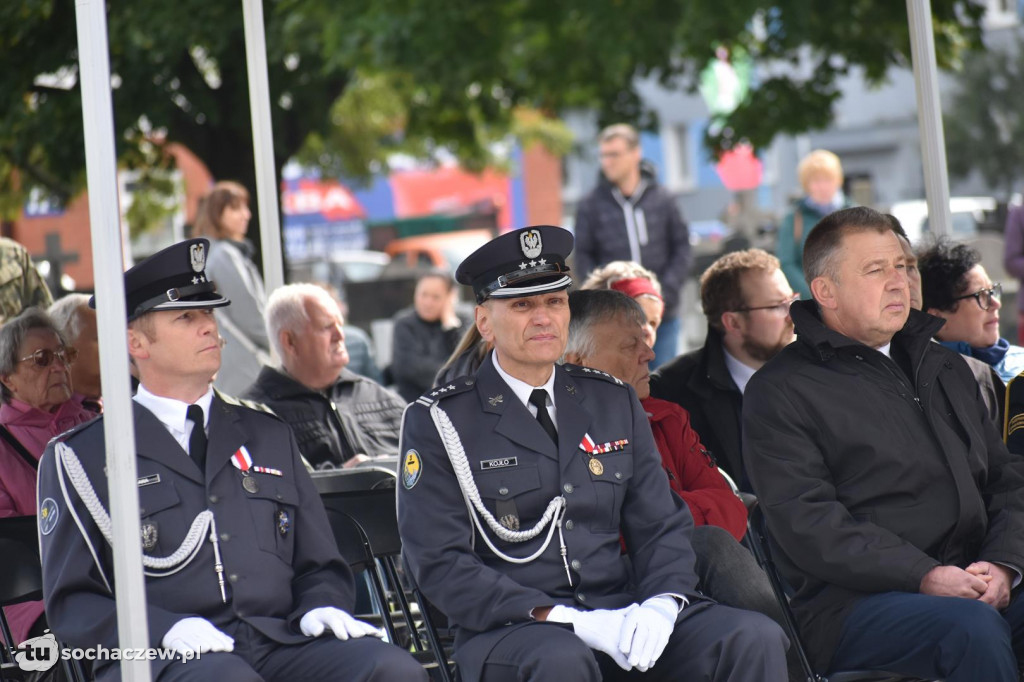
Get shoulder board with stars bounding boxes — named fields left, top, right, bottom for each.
left=415, top=376, right=476, bottom=408
left=562, top=363, right=624, bottom=386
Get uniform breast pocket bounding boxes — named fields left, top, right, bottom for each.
left=475, top=465, right=542, bottom=524
left=138, top=481, right=182, bottom=556
left=246, top=480, right=300, bottom=565
left=589, top=452, right=634, bottom=532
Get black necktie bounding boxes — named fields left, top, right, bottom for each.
left=528, top=389, right=558, bottom=446
left=186, top=404, right=207, bottom=472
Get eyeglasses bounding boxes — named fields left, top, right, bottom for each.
left=954, top=282, right=1002, bottom=311
left=17, top=346, right=78, bottom=369
left=734, top=293, right=801, bottom=315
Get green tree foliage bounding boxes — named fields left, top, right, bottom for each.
left=945, top=37, right=1024, bottom=199
left=0, top=0, right=985, bottom=227
left=322, top=0, right=983, bottom=156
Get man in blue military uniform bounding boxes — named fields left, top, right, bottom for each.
left=36, top=239, right=426, bottom=681
left=398, top=225, right=787, bottom=681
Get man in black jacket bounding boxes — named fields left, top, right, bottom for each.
left=744, top=207, right=1024, bottom=681
left=243, top=283, right=406, bottom=469
left=574, top=124, right=690, bottom=367
left=650, top=249, right=795, bottom=491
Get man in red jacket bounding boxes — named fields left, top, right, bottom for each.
left=564, top=288, right=802, bottom=681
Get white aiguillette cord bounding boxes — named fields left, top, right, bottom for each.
left=54, top=441, right=228, bottom=602
left=429, top=404, right=574, bottom=586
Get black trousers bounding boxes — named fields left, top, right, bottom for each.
left=472, top=601, right=789, bottom=682
left=151, top=621, right=427, bottom=682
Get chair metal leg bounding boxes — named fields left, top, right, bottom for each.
left=381, top=557, right=425, bottom=652
left=413, top=585, right=454, bottom=682
left=366, top=561, right=400, bottom=645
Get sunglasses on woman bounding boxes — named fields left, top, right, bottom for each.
left=18, top=346, right=78, bottom=369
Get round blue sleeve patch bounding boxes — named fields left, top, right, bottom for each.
left=39, top=498, right=59, bottom=535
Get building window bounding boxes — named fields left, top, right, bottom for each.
left=661, top=123, right=695, bottom=192
left=984, top=0, right=1019, bottom=28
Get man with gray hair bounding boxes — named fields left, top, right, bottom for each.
left=49, top=293, right=102, bottom=410
left=242, top=283, right=405, bottom=469
left=573, top=123, right=691, bottom=367
left=744, top=206, right=1024, bottom=681
left=564, top=289, right=801, bottom=682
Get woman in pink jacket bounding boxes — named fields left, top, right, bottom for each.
left=0, top=307, right=96, bottom=646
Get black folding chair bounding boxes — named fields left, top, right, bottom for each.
left=0, top=516, right=86, bottom=682
left=747, top=506, right=920, bottom=682
left=312, top=468, right=455, bottom=681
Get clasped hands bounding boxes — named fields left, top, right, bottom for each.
left=548, top=596, right=678, bottom=672
left=162, top=608, right=382, bottom=656
left=919, top=561, right=1014, bottom=609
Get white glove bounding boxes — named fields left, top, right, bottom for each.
left=547, top=604, right=637, bottom=671
left=300, top=607, right=384, bottom=640
left=618, top=596, right=677, bottom=672
left=162, top=617, right=234, bottom=655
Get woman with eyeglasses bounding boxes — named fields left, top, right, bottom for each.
left=0, top=307, right=95, bottom=648
left=919, top=240, right=1024, bottom=384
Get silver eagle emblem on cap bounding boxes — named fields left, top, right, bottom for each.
left=189, top=243, right=206, bottom=273
left=520, top=229, right=543, bottom=259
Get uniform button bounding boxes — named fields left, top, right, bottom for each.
left=571, top=559, right=581, bottom=570
left=276, top=493, right=284, bottom=501
left=209, top=495, right=219, bottom=504
left=577, top=593, right=587, bottom=603
left=614, top=472, right=623, bottom=480
left=563, top=483, right=574, bottom=494
left=219, top=533, right=230, bottom=542
left=229, top=574, right=239, bottom=583
left=565, top=520, right=575, bottom=530
left=499, top=487, right=509, bottom=496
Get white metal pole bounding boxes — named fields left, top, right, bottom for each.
left=906, top=0, right=953, bottom=238
left=73, top=1, right=152, bottom=679
left=241, top=0, right=285, bottom=294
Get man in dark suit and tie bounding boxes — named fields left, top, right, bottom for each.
left=36, top=239, right=425, bottom=681
left=397, top=225, right=787, bottom=681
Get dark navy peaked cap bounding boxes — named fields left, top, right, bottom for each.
left=456, top=225, right=573, bottom=303
left=91, top=238, right=231, bottom=321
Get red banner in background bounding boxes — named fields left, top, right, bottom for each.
left=389, top=166, right=511, bottom=230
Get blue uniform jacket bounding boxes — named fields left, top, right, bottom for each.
left=397, top=358, right=698, bottom=664
left=37, top=394, right=354, bottom=680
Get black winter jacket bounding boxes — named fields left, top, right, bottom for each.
left=243, top=366, right=405, bottom=468
left=743, top=300, right=1024, bottom=670
left=574, top=163, right=690, bottom=314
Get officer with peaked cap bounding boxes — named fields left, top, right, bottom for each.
left=37, top=239, right=425, bottom=681
left=398, top=225, right=788, bottom=681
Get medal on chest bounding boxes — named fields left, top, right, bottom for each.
left=232, top=446, right=260, bottom=493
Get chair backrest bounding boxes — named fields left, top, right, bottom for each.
left=0, top=516, right=43, bottom=606
left=313, top=468, right=401, bottom=557
left=748, top=506, right=920, bottom=682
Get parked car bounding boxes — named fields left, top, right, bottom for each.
left=888, top=196, right=998, bottom=245
left=384, top=229, right=493, bottom=273
left=286, top=250, right=391, bottom=293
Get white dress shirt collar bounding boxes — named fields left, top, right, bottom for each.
left=134, top=383, right=214, bottom=449
left=491, top=352, right=557, bottom=416
left=722, top=347, right=758, bottom=396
